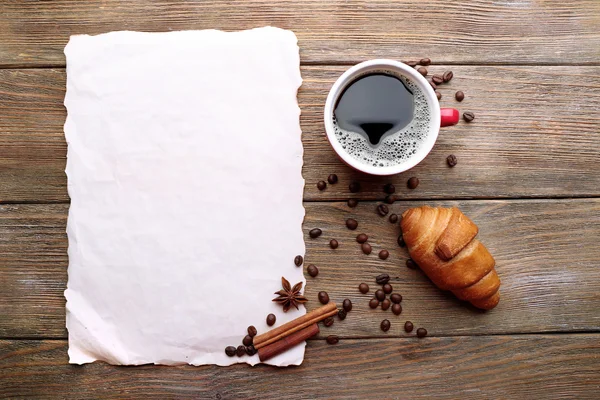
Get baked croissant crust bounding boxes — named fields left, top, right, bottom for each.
left=401, top=206, right=500, bottom=310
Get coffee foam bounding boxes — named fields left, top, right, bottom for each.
left=333, top=73, right=432, bottom=168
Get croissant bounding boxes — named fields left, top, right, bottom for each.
left=400, top=206, right=500, bottom=310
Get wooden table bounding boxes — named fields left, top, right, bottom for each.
left=1, top=1, right=600, bottom=398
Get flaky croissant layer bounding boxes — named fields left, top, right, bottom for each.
left=401, top=206, right=500, bottom=310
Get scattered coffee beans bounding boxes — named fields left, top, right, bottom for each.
left=428, top=79, right=437, bottom=90
left=338, top=308, right=347, bottom=320
left=317, top=181, right=326, bottom=191
left=420, top=58, right=431, bottom=66
left=385, top=195, right=397, bottom=204
left=318, top=291, right=330, bottom=304
left=407, top=177, right=419, bottom=189
left=369, top=298, right=380, bottom=309
left=392, top=303, right=403, bottom=315
left=266, top=313, right=276, bottom=326
left=307, top=264, right=319, bottom=277
left=356, top=233, right=368, bottom=243
left=225, top=346, right=237, bottom=357
left=375, top=289, right=386, bottom=301
left=432, top=74, right=443, bottom=85
left=417, top=328, right=428, bottom=338
left=327, top=174, right=338, bottom=184
left=404, top=321, right=414, bottom=333
left=294, top=255, right=303, bottom=267
left=463, top=111, right=475, bottom=122
left=381, top=319, right=391, bottom=332
left=383, top=283, right=393, bottom=294
left=455, top=91, right=465, bottom=102
left=326, top=335, right=339, bottom=345
left=246, top=345, right=257, bottom=356
left=361, top=242, right=372, bottom=255
left=443, top=71, right=453, bottom=82
left=247, top=326, right=257, bottom=337
left=447, top=154, right=458, bottom=167
left=359, top=283, right=369, bottom=294
left=379, top=249, right=389, bottom=260
left=329, top=239, right=339, bottom=249
left=323, top=316, right=334, bottom=327
left=390, top=293, right=403, bottom=304
left=375, top=273, right=390, bottom=285
left=406, top=60, right=418, bottom=67
left=417, top=67, right=428, bottom=77
left=377, top=204, right=389, bottom=216
left=435, top=91, right=442, bottom=100
left=349, top=181, right=361, bottom=193
left=397, top=235, right=406, bottom=247
left=383, top=183, right=396, bottom=194
left=389, top=214, right=399, bottom=224
left=243, top=335, right=253, bottom=346
left=347, top=198, right=358, bottom=208
left=346, top=218, right=358, bottom=230
left=309, top=228, right=322, bottom=238
left=236, top=345, right=246, bottom=357
left=381, top=298, right=391, bottom=311
left=343, top=299, right=353, bottom=312
left=406, top=259, right=418, bottom=269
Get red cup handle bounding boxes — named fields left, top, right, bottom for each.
left=440, top=108, right=460, bottom=127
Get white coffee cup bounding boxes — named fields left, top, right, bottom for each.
left=324, top=59, right=459, bottom=176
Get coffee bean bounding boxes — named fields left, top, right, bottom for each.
left=397, top=234, right=406, bottom=247
left=447, top=154, right=458, bottom=167
left=404, top=321, right=414, bottom=333
left=377, top=204, right=389, bottom=216
left=407, top=177, right=419, bottom=190
left=307, top=264, right=319, bottom=277
left=236, top=345, right=246, bottom=357
left=359, top=283, right=369, bottom=294
left=383, top=283, right=393, bottom=294
left=318, top=291, right=330, bottom=304
left=369, top=298, right=380, bottom=309
left=406, top=61, right=418, bottom=68
left=417, top=67, right=428, bottom=77
left=346, top=218, right=358, bottom=230
left=463, top=111, right=475, bottom=122
left=384, top=183, right=396, bottom=194
left=294, top=255, right=303, bottom=267
left=343, top=299, right=353, bottom=312
left=243, top=335, right=253, bottom=346
left=246, top=345, right=257, bottom=356
left=420, top=58, right=431, bottom=66
left=455, top=91, right=465, bottom=102
left=392, top=303, right=403, bottom=315
left=326, top=335, right=339, bottom=345
left=385, top=195, right=396, bottom=204
left=329, top=239, right=339, bottom=249
left=317, top=181, right=326, bottom=191
left=349, top=181, right=361, bottom=193
left=309, top=228, right=322, bottom=238
left=417, top=328, right=428, bottom=338
left=432, top=74, right=443, bottom=85
left=356, top=233, right=368, bottom=243
left=361, top=242, right=372, bottom=255
left=347, top=198, right=358, bottom=208
left=443, top=71, right=453, bottom=82
left=379, top=249, right=389, bottom=260
left=390, top=293, right=402, bottom=304
left=266, top=313, right=276, bottom=326
left=428, top=79, right=437, bottom=90
left=375, top=273, right=390, bottom=285
left=389, top=214, right=399, bottom=224
left=323, top=316, right=334, bottom=327
left=225, top=346, right=237, bottom=357
left=375, top=289, right=386, bottom=301
left=435, top=91, right=442, bottom=100
left=338, top=308, right=347, bottom=320
left=381, top=319, right=391, bottom=332
left=381, top=299, right=391, bottom=311
left=327, top=174, right=338, bottom=184
left=247, top=325, right=257, bottom=337
left=406, top=259, right=418, bottom=269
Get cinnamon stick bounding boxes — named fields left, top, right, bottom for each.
left=258, top=323, right=319, bottom=362
left=254, top=303, right=337, bottom=349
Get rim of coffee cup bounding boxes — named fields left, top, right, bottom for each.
left=323, top=59, right=441, bottom=176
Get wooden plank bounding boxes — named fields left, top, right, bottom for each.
left=1, top=66, right=600, bottom=203
left=1, top=0, right=600, bottom=67
left=1, top=199, right=599, bottom=339
left=1, top=336, right=599, bottom=399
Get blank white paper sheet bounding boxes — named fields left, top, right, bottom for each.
left=63, top=27, right=305, bottom=366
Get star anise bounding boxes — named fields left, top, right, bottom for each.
left=272, top=276, right=308, bottom=312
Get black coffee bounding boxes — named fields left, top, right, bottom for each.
left=334, top=73, right=415, bottom=146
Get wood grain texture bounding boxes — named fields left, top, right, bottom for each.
left=1, top=336, right=599, bottom=399
left=1, top=0, right=600, bottom=67
left=1, top=199, right=599, bottom=339
left=1, top=66, right=600, bottom=203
